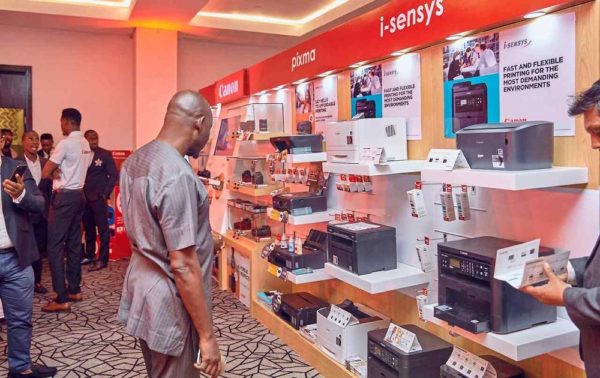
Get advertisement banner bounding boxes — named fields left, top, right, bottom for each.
left=382, top=53, right=422, bottom=140
left=295, top=82, right=315, bottom=134
left=314, top=75, right=338, bottom=135
left=443, top=13, right=575, bottom=137
left=110, top=150, right=131, bottom=260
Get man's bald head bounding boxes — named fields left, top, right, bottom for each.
left=159, top=90, right=213, bottom=158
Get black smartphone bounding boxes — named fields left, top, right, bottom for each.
left=10, top=165, right=28, bottom=182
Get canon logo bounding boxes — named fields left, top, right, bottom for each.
left=291, top=49, right=316, bottom=72
left=218, top=80, right=239, bottom=98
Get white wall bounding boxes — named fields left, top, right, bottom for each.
left=0, top=24, right=134, bottom=150
left=177, top=38, right=282, bottom=92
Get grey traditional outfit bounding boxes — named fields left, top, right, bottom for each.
left=117, top=140, right=213, bottom=377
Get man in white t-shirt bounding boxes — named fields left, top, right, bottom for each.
left=40, top=108, right=93, bottom=313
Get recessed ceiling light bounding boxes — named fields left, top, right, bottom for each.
left=255, top=90, right=267, bottom=96
left=350, top=61, right=367, bottom=69
left=274, top=85, right=285, bottom=90
left=318, top=70, right=334, bottom=78
left=446, top=34, right=464, bottom=41
left=293, top=78, right=308, bottom=85
left=36, top=0, right=132, bottom=7
left=391, top=51, right=405, bottom=57
left=195, top=0, right=349, bottom=26
left=524, top=11, right=546, bottom=19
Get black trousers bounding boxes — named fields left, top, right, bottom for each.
left=47, top=190, right=86, bottom=304
left=82, top=198, right=110, bottom=264
left=31, top=218, right=47, bottom=285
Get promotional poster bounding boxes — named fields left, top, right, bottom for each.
left=351, top=64, right=383, bottom=119
left=314, top=75, right=339, bottom=135
left=295, top=81, right=315, bottom=134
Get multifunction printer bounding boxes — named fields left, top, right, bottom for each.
left=452, top=82, right=488, bottom=133
left=434, top=236, right=557, bottom=334
left=273, top=292, right=328, bottom=330
left=440, top=355, right=525, bottom=378
left=272, top=192, right=327, bottom=215
left=268, top=229, right=328, bottom=271
left=324, top=118, right=407, bottom=164
left=456, top=121, right=553, bottom=170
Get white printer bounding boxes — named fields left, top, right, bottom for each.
left=324, top=118, right=408, bottom=163
left=317, top=300, right=389, bottom=363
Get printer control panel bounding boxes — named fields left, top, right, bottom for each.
left=440, top=252, right=490, bottom=282
left=368, top=340, right=400, bottom=371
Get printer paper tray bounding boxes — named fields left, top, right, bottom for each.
left=434, top=305, right=490, bottom=334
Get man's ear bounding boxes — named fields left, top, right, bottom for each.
left=196, top=116, right=206, bottom=131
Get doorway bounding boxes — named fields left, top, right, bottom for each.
left=0, top=65, right=32, bottom=155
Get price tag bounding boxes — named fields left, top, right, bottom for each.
left=384, top=324, right=422, bottom=353
left=425, top=149, right=470, bottom=170
left=327, top=305, right=355, bottom=327
left=445, top=347, right=497, bottom=378
left=269, top=209, right=281, bottom=222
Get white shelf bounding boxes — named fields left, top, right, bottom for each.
left=286, top=269, right=332, bottom=284
left=422, top=304, right=579, bottom=361
left=322, top=160, right=424, bottom=176
left=286, top=152, right=327, bottom=164
left=421, top=167, right=588, bottom=190
left=267, top=208, right=334, bottom=225
left=324, top=262, right=429, bottom=294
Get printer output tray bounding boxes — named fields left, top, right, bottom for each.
left=434, top=305, right=490, bottom=334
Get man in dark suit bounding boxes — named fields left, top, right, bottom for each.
left=0, top=136, right=57, bottom=377
left=17, top=131, right=53, bottom=294
left=81, top=130, right=118, bottom=271
left=523, top=79, right=600, bottom=377
left=38, top=133, right=54, bottom=159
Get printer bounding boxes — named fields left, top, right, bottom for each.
left=268, top=229, right=328, bottom=271
left=273, top=292, right=328, bottom=330
left=272, top=192, right=327, bottom=215
left=316, top=300, right=389, bottom=363
left=367, top=325, right=453, bottom=378
left=440, top=355, right=525, bottom=378
left=452, top=82, right=488, bottom=133
left=356, top=99, right=377, bottom=118
left=270, top=134, right=324, bottom=154
left=434, top=236, right=557, bottom=334
left=324, top=118, right=407, bottom=164
left=327, top=222, right=397, bottom=275
left=456, top=121, right=553, bottom=170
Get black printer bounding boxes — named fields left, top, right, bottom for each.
left=270, top=134, right=324, bottom=154
left=452, top=82, right=488, bottom=133
left=440, top=355, right=525, bottom=378
left=456, top=121, right=553, bottom=170
left=367, top=325, right=453, bottom=378
left=434, top=236, right=557, bottom=334
left=327, top=222, right=397, bottom=275
left=273, top=292, right=328, bottom=330
left=272, top=192, right=327, bottom=215
left=268, top=229, right=328, bottom=270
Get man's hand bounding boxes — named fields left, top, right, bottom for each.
left=3, top=175, right=25, bottom=200
left=51, top=168, right=61, bottom=180
left=521, top=263, right=569, bottom=306
left=196, top=335, right=224, bottom=378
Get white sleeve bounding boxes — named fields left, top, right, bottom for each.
left=50, top=140, right=66, bottom=165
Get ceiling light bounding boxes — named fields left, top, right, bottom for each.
left=391, top=51, right=405, bottom=57
left=195, top=0, right=349, bottom=26
left=35, top=0, right=132, bottom=7
left=350, top=61, right=367, bottom=69
left=274, top=85, right=285, bottom=91
left=524, top=11, right=546, bottom=19
left=318, top=70, right=334, bottom=78
left=293, top=78, right=308, bottom=85
left=255, top=90, right=267, bottom=96
left=446, top=34, right=464, bottom=41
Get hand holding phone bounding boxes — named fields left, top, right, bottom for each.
left=10, top=165, right=28, bottom=183
left=3, top=165, right=27, bottom=200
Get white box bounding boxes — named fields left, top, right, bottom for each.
left=316, top=302, right=390, bottom=363
left=325, top=118, right=407, bottom=164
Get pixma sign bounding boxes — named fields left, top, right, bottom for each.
left=214, top=69, right=248, bottom=104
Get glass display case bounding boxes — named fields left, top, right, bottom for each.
left=227, top=103, right=285, bottom=140
left=226, top=156, right=284, bottom=196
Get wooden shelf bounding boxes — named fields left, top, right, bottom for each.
left=286, top=269, right=333, bottom=284
left=422, top=304, right=580, bottom=361
left=222, top=230, right=270, bottom=256
left=420, top=167, right=588, bottom=190
left=323, top=160, right=425, bottom=176
left=252, top=299, right=354, bottom=378
left=267, top=207, right=334, bottom=225
left=250, top=132, right=286, bottom=141
left=227, top=183, right=284, bottom=197
left=286, top=152, right=327, bottom=164
left=324, top=263, right=429, bottom=294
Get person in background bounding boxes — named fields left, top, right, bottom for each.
left=522, top=79, right=600, bottom=377
left=17, top=131, right=53, bottom=294
left=118, top=91, right=223, bottom=378
left=41, top=108, right=92, bottom=313
left=474, top=42, right=498, bottom=73
left=0, top=135, right=57, bottom=378
left=81, top=130, right=118, bottom=271
left=1, top=129, right=19, bottom=159
left=38, top=134, right=54, bottom=159
left=448, top=50, right=463, bottom=80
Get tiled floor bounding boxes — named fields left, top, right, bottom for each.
left=0, top=260, right=320, bottom=377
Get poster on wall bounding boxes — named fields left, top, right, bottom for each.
left=351, top=64, right=383, bottom=119
left=382, top=53, right=422, bottom=140
left=295, top=82, right=315, bottom=134
left=443, top=13, right=575, bottom=137
left=314, top=76, right=338, bottom=135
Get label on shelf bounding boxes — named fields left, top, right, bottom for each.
left=445, top=347, right=496, bottom=378
left=425, top=149, right=470, bottom=171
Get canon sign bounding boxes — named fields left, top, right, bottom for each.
left=218, top=80, right=239, bottom=98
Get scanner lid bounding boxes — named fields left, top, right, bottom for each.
left=456, top=121, right=552, bottom=133
left=368, top=325, right=453, bottom=366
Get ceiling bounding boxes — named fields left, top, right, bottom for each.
left=0, top=0, right=390, bottom=48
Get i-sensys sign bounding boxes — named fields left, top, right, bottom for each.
left=380, top=0, right=444, bottom=37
